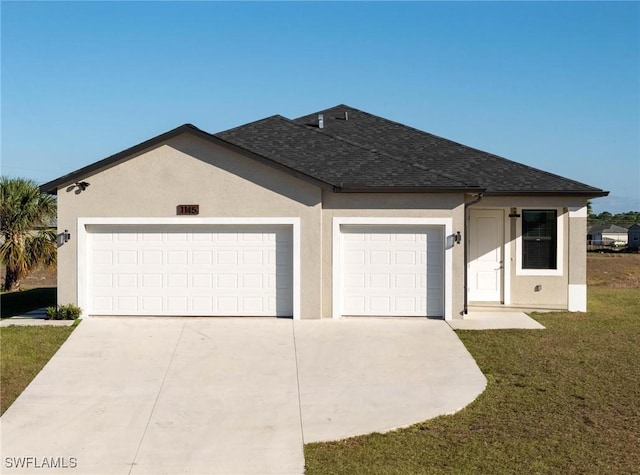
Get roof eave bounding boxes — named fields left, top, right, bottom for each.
left=484, top=190, right=609, bottom=198
left=333, top=185, right=485, bottom=193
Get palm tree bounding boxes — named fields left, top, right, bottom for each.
left=1, top=177, right=57, bottom=291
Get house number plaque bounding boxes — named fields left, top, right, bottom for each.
left=177, top=204, right=199, bottom=215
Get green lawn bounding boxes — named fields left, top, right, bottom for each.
left=1, top=286, right=73, bottom=415
left=1, top=325, right=76, bottom=415
left=304, top=286, right=640, bottom=474
left=1, top=287, right=56, bottom=319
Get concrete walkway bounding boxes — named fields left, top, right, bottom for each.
left=448, top=311, right=545, bottom=330
left=0, top=308, right=76, bottom=327
left=0, top=317, right=487, bottom=475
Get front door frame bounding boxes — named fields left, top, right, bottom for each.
left=467, top=208, right=509, bottom=304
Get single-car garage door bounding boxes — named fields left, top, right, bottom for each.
left=341, top=225, right=444, bottom=317
left=87, top=225, right=293, bottom=316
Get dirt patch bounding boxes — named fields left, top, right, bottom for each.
left=588, top=253, right=640, bottom=288
left=0, top=265, right=57, bottom=290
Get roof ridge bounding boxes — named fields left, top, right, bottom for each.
left=293, top=103, right=355, bottom=118
left=286, top=113, right=476, bottom=188
left=214, top=116, right=338, bottom=188
left=215, top=114, right=287, bottom=135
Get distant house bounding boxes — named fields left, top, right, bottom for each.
left=587, top=224, right=629, bottom=247
left=628, top=224, right=640, bottom=250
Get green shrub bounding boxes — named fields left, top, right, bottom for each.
left=45, top=304, right=82, bottom=320
left=45, top=306, right=58, bottom=320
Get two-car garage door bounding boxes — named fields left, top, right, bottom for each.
left=87, top=225, right=293, bottom=316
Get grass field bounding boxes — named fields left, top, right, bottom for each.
left=0, top=325, right=76, bottom=415
left=304, top=254, right=640, bottom=474
left=1, top=281, right=70, bottom=415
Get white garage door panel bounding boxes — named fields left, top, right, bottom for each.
left=342, top=226, right=444, bottom=317
left=88, top=225, right=293, bottom=316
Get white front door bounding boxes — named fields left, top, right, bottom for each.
left=468, top=209, right=503, bottom=302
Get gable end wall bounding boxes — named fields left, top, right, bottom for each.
left=56, top=134, right=323, bottom=317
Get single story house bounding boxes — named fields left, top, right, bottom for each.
left=587, top=224, right=629, bottom=247
left=41, top=105, right=608, bottom=319
left=628, top=224, right=640, bottom=250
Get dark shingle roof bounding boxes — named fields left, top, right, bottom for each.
left=292, top=105, right=606, bottom=195
left=216, top=115, right=476, bottom=191
left=41, top=104, right=608, bottom=197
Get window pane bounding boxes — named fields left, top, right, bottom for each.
left=522, top=210, right=557, bottom=269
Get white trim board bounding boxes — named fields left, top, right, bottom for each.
left=332, top=217, right=454, bottom=320
left=568, top=284, right=587, bottom=312
left=502, top=209, right=512, bottom=305
left=568, top=206, right=587, bottom=218
left=77, top=217, right=301, bottom=319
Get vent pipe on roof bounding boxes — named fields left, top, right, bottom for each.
left=318, top=114, right=324, bottom=129
left=344, top=111, right=349, bottom=121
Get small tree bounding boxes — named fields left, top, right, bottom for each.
left=0, top=177, right=57, bottom=291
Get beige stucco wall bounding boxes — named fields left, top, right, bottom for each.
left=321, top=192, right=466, bottom=319
left=56, top=133, right=323, bottom=318
left=568, top=215, right=587, bottom=287
left=471, top=196, right=589, bottom=309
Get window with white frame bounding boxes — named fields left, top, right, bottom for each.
left=522, top=210, right=557, bottom=269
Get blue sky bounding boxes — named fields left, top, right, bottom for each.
left=2, top=1, right=638, bottom=213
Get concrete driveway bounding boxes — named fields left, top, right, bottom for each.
left=0, top=318, right=486, bottom=474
